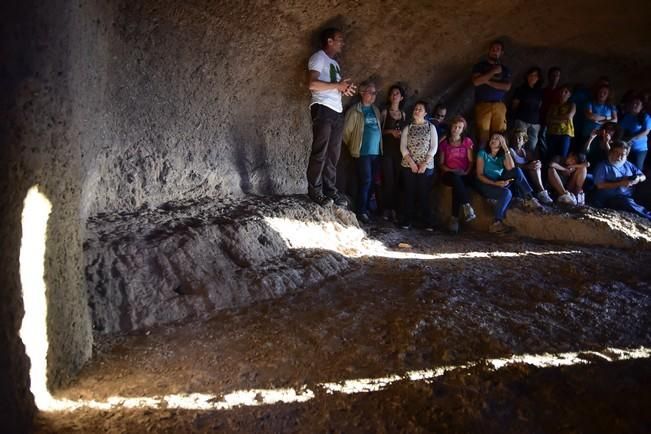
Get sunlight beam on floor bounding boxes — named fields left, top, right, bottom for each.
left=263, top=216, right=580, bottom=259
left=41, top=346, right=650, bottom=412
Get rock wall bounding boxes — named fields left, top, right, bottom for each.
left=77, top=0, right=651, bottom=217
left=1, top=0, right=93, bottom=425
left=85, top=197, right=356, bottom=334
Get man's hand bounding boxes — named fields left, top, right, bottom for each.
left=338, top=78, right=357, bottom=96
left=491, top=64, right=503, bottom=76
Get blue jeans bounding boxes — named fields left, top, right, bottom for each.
left=356, top=155, right=380, bottom=215
left=401, top=167, right=434, bottom=225
left=628, top=150, right=647, bottom=171
left=475, top=167, right=533, bottom=221
left=591, top=192, right=651, bottom=220
left=548, top=134, right=571, bottom=159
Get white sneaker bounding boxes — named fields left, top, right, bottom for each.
left=557, top=191, right=576, bottom=206
left=523, top=196, right=543, bottom=210
left=536, top=190, right=554, bottom=205
left=576, top=191, right=585, bottom=206
left=461, top=203, right=477, bottom=222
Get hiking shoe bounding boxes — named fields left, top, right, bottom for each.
left=576, top=191, right=585, bottom=206
left=523, top=196, right=543, bottom=210
left=536, top=190, right=554, bottom=205
left=309, top=192, right=333, bottom=207
left=556, top=191, right=576, bottom=206
left=448, top=216, right=459, bottom=234
left=326, top=192, right=348, bottom=207
left=489, top=220, right=511, bottom=234
left=357, top=213, right=371, bottom=224
left=461, top=203, right=477, bottom=222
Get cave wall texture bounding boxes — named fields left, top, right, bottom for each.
left=2, top=0, right=651, bottom=429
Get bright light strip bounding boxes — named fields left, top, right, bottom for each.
left=41, top=346, right=650, bottom=412
left=263, top=217, right=580, bottom=259
left=18, top=186, right=54, bottom=410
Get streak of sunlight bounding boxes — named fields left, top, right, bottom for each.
left=263, top=216, right=580, bottom=259
left=18, top=186, right=54, bottom=410
left=42, top=346, right=650, bottom=412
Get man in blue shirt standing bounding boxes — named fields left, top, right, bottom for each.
left=343, top=81, right=383, bottom=223
left=471, top=40, right=512, bottom=148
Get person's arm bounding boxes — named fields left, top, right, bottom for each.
left=629, top=116, right=651, bottom=141
left=512, top=98, right=520, bottom=112
left=419, top=125, right=438, bottom=173
left=342, top=107, right=357, bottom=150
left=611, top=107, right=618, bottom=123
left=549, top=161, right=569, bottom=171
left=562, top=103, right=577, bottom=121
left=463, top=147, right=475, bottom=175
left=583, top=130, right=599, bottom=153
left=308, top=70, right=355, bottom=95
left=438, top=148, right=451, bottom=173
left=585, top=103, right=606, bottom=122
left=503, top=147, right=515, bottom=171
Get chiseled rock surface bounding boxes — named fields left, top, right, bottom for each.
left=85, top=196, right=358, bottom=334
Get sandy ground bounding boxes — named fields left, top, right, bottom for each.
left=35, top=225, right=651, bottom=433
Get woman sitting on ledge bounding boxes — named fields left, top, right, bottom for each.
left=438, top=115, right=476, bottom=233
left=475, top=133, right=542, bottom=233
left=592, top=140, right=650, bottom=220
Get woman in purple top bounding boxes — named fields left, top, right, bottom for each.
left=512, top=66, right=544, bottom=156
left=438, top=116, right=476, bottom=233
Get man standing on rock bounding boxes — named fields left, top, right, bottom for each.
left=471, top=40, right=512, bottom=148
left=306, top=27, right=356, bottom=207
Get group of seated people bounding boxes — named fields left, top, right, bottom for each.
left=341, top=76, right=651, bottom=233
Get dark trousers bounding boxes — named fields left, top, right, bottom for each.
left=592, top=193, right=651, bottom=220
left=628, top=150, right=647, bottom=171
left=307, top=104, right=344, bottom=197
left=441, top=172, right=471, bottom=217
left=380, top=146, right=402, bottom=211
left=548, top=134, right=572, bottom=159
left=401, top=167, right=434, bottom=225
left=356, top=155, right=380, bottom=215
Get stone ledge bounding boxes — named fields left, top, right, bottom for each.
left=433, top=184, right=651, bottom=249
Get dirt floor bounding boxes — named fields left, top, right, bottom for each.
left=35, top=224, right=651, bottom=433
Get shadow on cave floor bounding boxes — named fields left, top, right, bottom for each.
left=36, top=217, right=651, bottom=433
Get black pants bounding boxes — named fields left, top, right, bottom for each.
left=307, top=104, right=344, bottom=197
left=380, top=145, right=402, bottom=211
left=441, top=172, right=471, bottom=217
left=401, top=167, right=434, bottom=225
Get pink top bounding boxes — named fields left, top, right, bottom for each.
left=439, top=137, right=474, bottom=172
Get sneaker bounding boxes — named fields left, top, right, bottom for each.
left=357, top=213, right=371, bottom=224
left=398, top=221, right=411, bottom=230
left=326, top=192, right=348, bottom=207
left=576, top=191, right=585, bottom=206
left=461, top=203, right=477, bottom=222
left=536, top=190, right=554, bottom=205
left=489, top=220, right=511, bottom=234
left=309, top=192, right=333, bottom=207
left=556, top=191, right=576, bottom=206
left=448, top=216, right=459, bottom=233
left=522, top=196, right=543, bottom=210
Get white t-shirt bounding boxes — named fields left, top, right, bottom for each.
left=308, top=50, right=342, bottom=113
